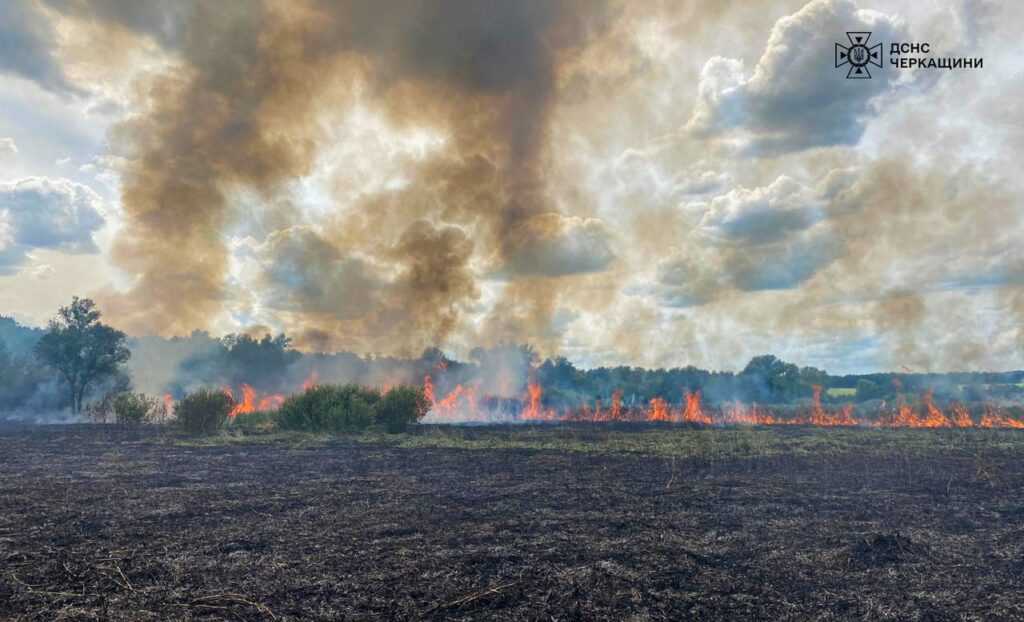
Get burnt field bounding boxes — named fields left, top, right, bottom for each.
left=1, top=424, right=1023, bottom=620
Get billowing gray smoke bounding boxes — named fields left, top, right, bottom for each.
left=88, top=0, right=612, bottom=357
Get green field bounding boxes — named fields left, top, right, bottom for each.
left=825, top=387, right=857, bottom=397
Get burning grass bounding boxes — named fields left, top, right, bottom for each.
left=156, top=369, right=1024, bottom=437
left=1, top=423, right=1023, bottom=620
left=427, top=381, right=1024, bottom=429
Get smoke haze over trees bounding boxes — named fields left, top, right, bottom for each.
left=2, top=311, right=1022, bottom=420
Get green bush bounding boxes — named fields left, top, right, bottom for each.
left=176, top=388, right=234, bottom=435
left=112, top=392, right=157, bottom=425
left=231, top=409, right=278, bottom=430
left=376, top=385, right=430, bottom=434
left=277, top=384, right=380, bottom=433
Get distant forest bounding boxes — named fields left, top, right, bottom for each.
left=2, top=315, right=1023, bottom=416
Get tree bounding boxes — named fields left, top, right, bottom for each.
left=375, top=386, right=429, bottom=433
left=35, top=297, right=130, bottom=414
left=740, top=355, right=802, bottom=402
left=178, top=332, right=298, bottom=393
left=221, top=332, right=298, bottom=387
left=855, top=379, right=884, bottom=401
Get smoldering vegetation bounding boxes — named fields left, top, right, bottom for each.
left=0, top=316, right=124, bottom=422
left=4, top=311, right=1024, bottom=425
left=8, top=309, right=1024, bottom=428
left=84, top=336, right=1024, bottom=416
left=121, top=334, right=1024, bottom=416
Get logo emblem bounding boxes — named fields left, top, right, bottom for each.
left=835, top=32, right=882, bottom=79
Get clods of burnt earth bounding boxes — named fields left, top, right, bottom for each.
left=1, top=424, right=1022, bottom=620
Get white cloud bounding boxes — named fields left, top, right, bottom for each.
left=0, top=137, right=16, bottom=155
left=0, top=176, right=106, bottom=274
left=698, top=176, right=825, bottom=244
left=724, top=225, right=840, bottom=291
left=640, top=174, right=853, bottom=307
left=686, top=0, right=905, bottom=155
left=29, top=263, right=55, bottom=279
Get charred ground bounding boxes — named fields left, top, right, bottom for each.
left=1, top=423, right=1023, bottom=620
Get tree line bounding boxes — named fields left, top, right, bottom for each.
left=1, top=297, right=1022, bottom=418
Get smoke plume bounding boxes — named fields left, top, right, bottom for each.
left=99, top=0, right=613, bottom=355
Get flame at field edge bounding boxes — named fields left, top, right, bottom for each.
left=421, top=379, right=1024, bottom=429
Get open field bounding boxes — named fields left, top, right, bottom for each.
left=2, top=423, right=1024, bottom=620
left=825, top=387, right=857, bottom=398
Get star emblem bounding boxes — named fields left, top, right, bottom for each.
left=835, top=32, right=882, bottom=79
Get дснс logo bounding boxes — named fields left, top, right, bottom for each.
left=835, top=32, right=882, bottom=79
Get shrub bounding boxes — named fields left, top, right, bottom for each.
left=375, top=385, right=430, bottom=433
left=277, top=384, right=380, bottom=433
left=231, top=409, right=278, bottom=431
left=112, top=392, right=158, bottom=425
left=177, top=388, right=234, bottom=435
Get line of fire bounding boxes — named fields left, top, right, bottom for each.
left=196, top=368, right=1024, bottom=429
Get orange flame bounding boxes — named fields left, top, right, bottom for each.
left=720, top=401, right=777, bottom=425
left=979, top=404, right=1024, bottom=429
left=425, top=378, right=481, bottom=422
left=610, top=390, right=623, bottom=421
left=950, top=402, right=973, bottom=428
left=241, top=372, right=1024, bottom=430
left=416, top=377, right=1024, bottom=429
left=223, top=384, right=285, bottom=418
left=681, top=391, right=712, bottom=424
left=522, top=382, right=544, bottom=420
left=803, top=385, right=859, bottom=426
left=920, top=390, right=952, bottom=428
left=423, top=375, right=435, bottom=404
left=647, top=397, right=671, bottom=422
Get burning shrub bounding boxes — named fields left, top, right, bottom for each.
left=277, top=384, right=380, bottom=433
left=177, top=388, right=234, bottom=435
left=375, top=386, right=430, bottom=434
left=112, top=392, right=158, bottom=425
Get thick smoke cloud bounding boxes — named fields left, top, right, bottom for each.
left=2, top=0, right=1020, bottom=375
left=86, top=0, right=615, bottom=351
left=40, top=0, right=195, bottom=48
left=256, top=226, right=386, bottom=318
left=495, top=214, right=617, bottom=278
